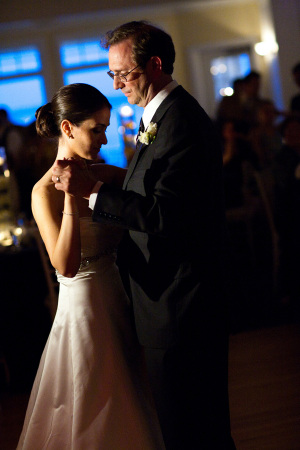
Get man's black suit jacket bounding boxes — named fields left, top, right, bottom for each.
left=93, top=85, right=227, bottom=350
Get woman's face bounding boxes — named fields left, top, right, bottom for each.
left=70, top=107, right=110, bottom=161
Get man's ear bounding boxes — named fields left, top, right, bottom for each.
left=61, top=119, right=73, bottom=138
left=149, top=56, right=163, bottom=73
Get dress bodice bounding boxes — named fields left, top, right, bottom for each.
left=56, top=217, right=123, bottom=279
left=79, top=217, right=123, bottom=260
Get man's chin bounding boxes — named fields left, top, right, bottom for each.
left=126, top=96, right=136, bottom=105
left=124, top=94, right=140, bottom=106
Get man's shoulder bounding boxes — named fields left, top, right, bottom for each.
left=161, top=85, right=207, bottom=119
left=167, top=85, right=197, bottom=103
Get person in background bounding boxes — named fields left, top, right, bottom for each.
left=221, top=119, right=258, bottom=210
left=239, top=71, right=265, bottom=130
left=249, top=99, right=283, bottom=170
left=216, top=77, right=246, bottom=131
left=52, top=21, right=235, bottom=449
left=17, top=83, right=164, bottom=450
left=0, top=109, right=27, bottom=219
left=272, top=116, right=300, bottom=320
left=0, top=109, right=53, bottom=222
left=290, top=62, right=300, bottom=116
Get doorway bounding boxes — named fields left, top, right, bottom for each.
left=188, top=39, right=259, bottom=119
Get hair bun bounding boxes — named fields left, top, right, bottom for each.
left=35, top=102, right=58, bottom=138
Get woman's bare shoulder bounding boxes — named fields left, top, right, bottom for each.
left=32, top=168, right=63, bottom=213
left=33, top=167, right=52, bottom=189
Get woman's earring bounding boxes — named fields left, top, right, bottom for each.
left=69, top=133, right=73, bottom=139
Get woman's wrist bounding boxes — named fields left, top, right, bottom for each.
left=63, top=193, right=78, bottom=214
left=62, top=210, right=79, bottom=216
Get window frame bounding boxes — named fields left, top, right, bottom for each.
left=0, top=40, right=47, bottom=125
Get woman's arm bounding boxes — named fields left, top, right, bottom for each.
left=32, top=184, right=81, bottom=278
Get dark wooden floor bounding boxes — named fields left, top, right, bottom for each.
left=0, top=392, right=28, bottom=450
left=1, top=322, right=300, bottom=450
left=229, top=323, right=300, bottom=450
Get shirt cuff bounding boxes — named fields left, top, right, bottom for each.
left=89, top=181, right=103, bottom=210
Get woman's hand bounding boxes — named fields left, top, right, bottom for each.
left=52, top=159, right=97, bottom=199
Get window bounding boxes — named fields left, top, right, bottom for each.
left=60, top=42, right=108, bottom=68
left=188, top=42, right=255, bottom=119
left=0, top=47, right=46, bottom=125
left=0, top=48, right=42, bottom=75
left=210, top=52, right=251, bottom=102
left=61, top=40, right=142, bottom=167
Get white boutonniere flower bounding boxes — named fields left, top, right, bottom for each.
left=138, top=122, right=157, bottom=145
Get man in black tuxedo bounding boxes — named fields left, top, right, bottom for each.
left=53, top=21, right=235, bottom=449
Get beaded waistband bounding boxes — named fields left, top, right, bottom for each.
left=79, top=247, right=117, bottom=269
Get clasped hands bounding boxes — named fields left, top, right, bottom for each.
left=52, top=159, right=97, bottom=199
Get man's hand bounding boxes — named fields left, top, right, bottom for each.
left=52, top=159, right=97, bottom=199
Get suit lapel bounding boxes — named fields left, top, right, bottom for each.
left=123, top=140, right=147, bottom=187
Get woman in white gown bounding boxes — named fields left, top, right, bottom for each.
left=17, top=83, right=165, bottom=449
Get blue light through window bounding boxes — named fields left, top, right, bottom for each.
left=210, top=52, right=251, bottom=102
left=61, top=41, right=142, bottom=167
left=60, top=41, right=108, bottom=68
left=0, top=47, right=45, bottom=125
left=0, top=76, right=47, bottom=124
left=0, top=48, right=42, bottom=76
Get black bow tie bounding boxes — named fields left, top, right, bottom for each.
left=139, top=118, right=144, bottom=133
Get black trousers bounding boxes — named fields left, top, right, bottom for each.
left=144, top=343, right=236, bottom=450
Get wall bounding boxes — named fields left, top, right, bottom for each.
left=0, top=0, right=298, bottom=111
left=270, top=0, right=300, bottom=109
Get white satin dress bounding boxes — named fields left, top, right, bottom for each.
left=17, top=218, right=165, bottom=449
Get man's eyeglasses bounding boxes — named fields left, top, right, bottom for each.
left=107, top=65, right=140, bottom=83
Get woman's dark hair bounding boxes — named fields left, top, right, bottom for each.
left=102, top=20, right=175, bottom=75
left=35, top=83, right=111, bottom=138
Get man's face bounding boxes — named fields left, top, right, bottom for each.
left=108, top=38, right=151, bottom=108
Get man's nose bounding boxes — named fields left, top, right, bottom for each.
left=113, top=77, right=125, bottom=90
